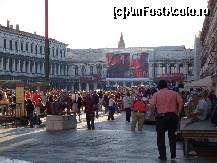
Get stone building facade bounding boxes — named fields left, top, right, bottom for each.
left=0, top=21, right=74, bottom=89
left=0, top=24, right=195, bottom=90
left=200, top=0, right=217, bottom=78
left=149, top=46, right=194, bottom=82
left=66, top=48, right=107, bottom=91
left=199, top=0, right=217, bottom=91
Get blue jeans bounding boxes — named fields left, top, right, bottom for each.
left=104, top=106, right=109, bottom=114
left=94, top=105, right=99, bottom=117
left=27, top=112, right=34, bottom=127
left=125, top=108, right=131, bottom=122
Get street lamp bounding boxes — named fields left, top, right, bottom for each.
left=44, top=0, right=50, bottom=89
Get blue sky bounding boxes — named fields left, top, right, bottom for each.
left=0, top=0, right=208, bottom=49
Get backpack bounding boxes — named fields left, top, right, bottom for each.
left=211, top=104, right=217, bottom=125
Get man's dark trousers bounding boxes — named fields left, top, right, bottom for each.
left=125, top=108, right=131, bottom=122
left=156, top=112, right=178, bottom=158
left=86, top=112, right=95, bottom=129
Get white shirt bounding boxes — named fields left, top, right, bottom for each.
left=123, top=96, right=133, bottom=108
left=109, top=98, right=115, bottom=107
left=195, top=99, right=208, bottom=120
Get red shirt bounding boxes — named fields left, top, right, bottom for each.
left=149, top=88, right=183, bottom=114
left=32, top=93, right=41, bottom=103
left=25, top=91, right=32, bottom=99
left=85, top=98, right=94, bottom=112
left=132, top=100, right=147, bottom=112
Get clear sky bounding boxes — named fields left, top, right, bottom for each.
left=0, top=0, right=208, bottom=49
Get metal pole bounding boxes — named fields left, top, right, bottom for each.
left=44, top=0, right=50, bottom=83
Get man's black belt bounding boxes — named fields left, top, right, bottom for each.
left=134, top=110, right=145, bottom=113
left=158, top=112, right=177, bottom=117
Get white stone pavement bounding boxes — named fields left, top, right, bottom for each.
left=0, top=113, right=217, bottom=163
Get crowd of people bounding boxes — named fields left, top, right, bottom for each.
left=1, top=83, right=217, bottom=129
left=1, top=80, right=217, bottom=159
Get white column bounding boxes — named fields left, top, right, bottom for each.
left=53, top=64, right=56, bottom=75
left=42, top=63, right=44, bottom=74
left=60, top=66, right=62, bottom=75
left=176, top=63, right=179, bottom=73
left=12, top=59, right=16, bottom=72
left=78, top=82, right=81, bottom=91
left=28, top=61, right=31, bottom=73
left=148, top=62, right=153, bottom=79
left=65, top=66, right=68, bottom=76
left=184, top=63, right=188, bottom=75
left=58, top=65, right=61, bottom=76
left=17, top=60, right=21, bottom=72
left=37, top=62, right=40, bottom=74
left=0, top=57, right=3, bottom=71
left=6, top=58, right=10, bottom=72
left=22, top=60, right=26, bottom=73
left=71, top=66, right=74, bottom=76
left=157, top=64, right=161, bottom=76
left=62, top=66, right=65, bottom=76
left=86, top=83, right=89, bottom=91
left=50, top=64, right=53, bottom=75
left=166, top=64, right=170, bottom=74
left=32, top=62, right=35, bottom=73
left=184, top=63, right=188, bottom=80
left=72, top=84, right=75, bottom=91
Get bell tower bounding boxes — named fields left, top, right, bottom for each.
left=118, top=32, right=125, bottom=49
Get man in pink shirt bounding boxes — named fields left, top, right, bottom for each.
left=149, top=80, right=183, bottom=160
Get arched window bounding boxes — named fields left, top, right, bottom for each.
left=75, top=65, right=78, bottom=76
left=179, top=64, right=183, bottom=73
left=35, top=45, right=37, bottom=54
left=97, top=64, right=102, bottom=75
left=52, top=48, right=55, bottom=57
left=188, top=63, right=193, bottom=75
left=56, top=48, right=59, bottom=57
left=81, top=65, right=86, bottom=76
left=90, top=65, right=93, bottom=75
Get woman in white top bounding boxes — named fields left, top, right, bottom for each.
left=108, top=95, right=116, bottom=120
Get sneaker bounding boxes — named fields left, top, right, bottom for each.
left=188, top=150, right=198, bottom=156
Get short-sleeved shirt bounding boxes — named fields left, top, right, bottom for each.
left=195, top=99, right=208, bottom=120
left=123, top=96, right=133, bottom=108
left=149, top=88, right=183, bottom=114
